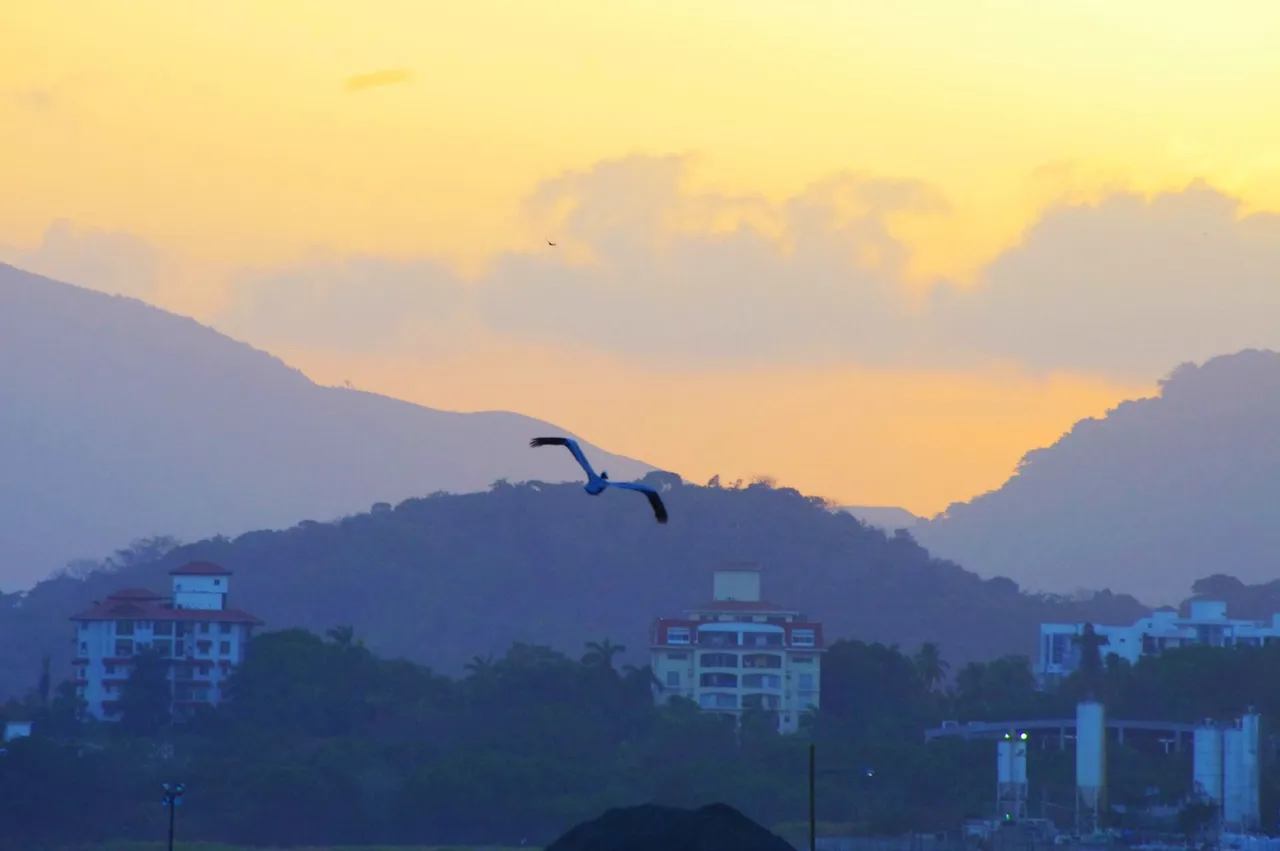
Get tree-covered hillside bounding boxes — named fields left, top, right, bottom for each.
left=0, top=475, right=1151, bottom=696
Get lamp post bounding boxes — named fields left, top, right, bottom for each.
left=809, top=745, right=874, bottom=851
left=161, top=782, right=185, bottom=851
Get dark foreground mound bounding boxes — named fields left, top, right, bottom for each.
left=545, top=802, right=796, bottom=851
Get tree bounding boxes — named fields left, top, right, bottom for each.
left=581, top=638, right=626, bottom=671
left=912, top=642, right=949, bottom=692
left=116, top=645, right=172, bottom=737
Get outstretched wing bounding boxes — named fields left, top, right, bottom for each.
left=529, top=436, right=597, bottom=479
left=609, top=481, right=669, bottom=524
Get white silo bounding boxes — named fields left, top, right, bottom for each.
left=1193, top=722, right=1224, bottom=805
left=996, top=732, right=1029, bottom=821
left=1224, top=714, right=1263, bottom=831
left=1223, top=726, right=1246, bottom=829
left=1076, top=701, right=1106, bottom=833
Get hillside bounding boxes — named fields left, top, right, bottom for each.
left=0, top=476, right=1151, bottom=697
left=914, top=350, right=1280, bottom=603
left=0, top=263, right=651, bottom=590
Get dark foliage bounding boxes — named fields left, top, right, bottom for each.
left=2, top=631, right=1280, bottom=846
left=0, top=478, right=1151, bottom=698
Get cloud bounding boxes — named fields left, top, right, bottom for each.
left=343, top=69, right=413, bottom=93
left=16, top=157, right=1280, bottom=383
left=0, top=220, right=162, bottom=302
left=930, top=179, right=1280, bottom=378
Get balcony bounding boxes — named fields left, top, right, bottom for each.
left=699, top=652, right=739, bottom=669
left=700, top=672, right=738, bottom=688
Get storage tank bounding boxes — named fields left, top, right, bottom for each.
left=1076, top=701, right=1106, bottom=813
left=1193, top=722, right=1224, bottom=804
left=1223, top=727, right=1246, bottom=828
left=1220, top=716, right=1262, bottom=831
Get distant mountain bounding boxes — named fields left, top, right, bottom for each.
left=840, top=506, right=920, bottom=530
left=914, top=350, right=1280, bottom=603
left=0, top=477, right=1151, bottom=697
left=0, top=263, right=653, bottom=590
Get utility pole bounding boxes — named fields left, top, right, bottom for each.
left=161, top=782, right=185, bottom=851
left=809, top=743, right=817, bottom=851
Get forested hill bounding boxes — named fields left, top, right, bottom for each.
left=0, top=475, right=1151, bottom=696
left=915, top=349, right=1280, bottom=603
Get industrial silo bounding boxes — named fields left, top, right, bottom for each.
left=1076, top=701, right=1106, bottom=833
left=1230, top=713, right=1262, bottom=831
left=1193, top=721, right=1224, bottom=805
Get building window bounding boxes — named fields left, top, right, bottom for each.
left=116, top=621, right=135, bottom=636
left=742, top=653, right=783, bottom=669
left=742, top=673, right=782, bottom=689
left=666, top=670, right=681, bottom=687
left=104, top=664, right=116, bottom=675
left=700, top=652, right=739, bottom=669
left=698, top=631, right=740, bottom=647
left=196, top=640, right=212, bottom=656
left=700, top=672, right=738, bottom=688
left=78, top=642, right=87, bottom=655
left=742, top=692, right=782, bottom=710
left=113, top=639, right=134, bottom=657
left=153, top=621, right=173, bottom=636
left=666, top=627, right=691, bottom=645
left=666, top=652, right=689, bottom=661
left=698, top=692, right=738, bottom=709
left=213, top=579, right=221, bottom=586
left=791, top=629, right=815, bottom=647
left=219, top=623, right=232, bottom=635
left=152, top=640, right=173, bottom=657
left=798, top=673, right=815, bottom=690
left=200, top=623, right=211, bottom=634
left=219, top=641, right=231, bottom=656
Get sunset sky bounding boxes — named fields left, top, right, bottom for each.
left=6, top=0, right=1280, bottom=516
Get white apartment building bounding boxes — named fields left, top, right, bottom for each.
left=1037, top=600, right=1280, bottom=685
left=650, top=563, right=824, bottom=734
left=70, top=561, right=263, bottom=720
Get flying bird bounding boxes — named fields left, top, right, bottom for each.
left=547, top=239, right=557, bottom=247
left=530, top=436, right=668, bottom=523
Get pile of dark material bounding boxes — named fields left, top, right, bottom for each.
left=545, top=802, right=797, bottom=851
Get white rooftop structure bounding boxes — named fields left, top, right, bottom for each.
left=1037, top=601, right=1280, bottom=684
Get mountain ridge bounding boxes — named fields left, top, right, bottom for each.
left=914, top=349, right=1280, bottom=602
left=0, top=262, right=653, bottom=590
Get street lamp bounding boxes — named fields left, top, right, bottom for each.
left=809, top=745, right=875, bottom=851
left=161, top=782, right=185, bottom=851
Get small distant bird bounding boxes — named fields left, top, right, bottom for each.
left=530, top=436, right=668, bottom=523
left=547, top=239, right=557, bottom=247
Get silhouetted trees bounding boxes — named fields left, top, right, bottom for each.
left=3, top=631, right=1280, bottom=846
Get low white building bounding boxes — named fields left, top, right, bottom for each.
left=70, top=561, right=263, bottom=720
left=1037, top=600, right=1280, bottom=685
left=650, top=563, right=824, bottom=734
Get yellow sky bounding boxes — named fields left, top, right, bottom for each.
left=5, top=0, right=1280, bottom=514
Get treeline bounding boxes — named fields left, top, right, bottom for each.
left=2, top=633, right=1280, bottom=848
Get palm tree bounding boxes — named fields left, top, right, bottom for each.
left=463, top=653, right=495, bottom=677
left=913, top=641, right=950, bottom=692
left=581, top=638, right=627, bottom=671
left=325, top=625, right=357, bottom=647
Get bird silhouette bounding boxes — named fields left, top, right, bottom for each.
left=547, top=239, right=557, bottom=247
left=530, top=436, right=668, bottom=523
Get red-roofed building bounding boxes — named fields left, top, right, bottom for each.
left=70, top=562, right=264, bottom=721
left=650, top=563, right=824, bottom=734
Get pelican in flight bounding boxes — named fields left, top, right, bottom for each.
left=530, top=436, right=668, bottom=523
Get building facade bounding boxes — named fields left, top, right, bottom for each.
left=70, top=561, right=263, bottom=720
left=1038, top=600, right=1280, bottom=684
left=650, top=563, right=824, bottom=734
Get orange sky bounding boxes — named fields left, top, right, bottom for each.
left=8, top=1, right=1280, bottom=514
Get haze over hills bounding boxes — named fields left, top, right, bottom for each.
left=839, top=506, right=921, bottom=530
left=914, top=350, right=1280, bottom=604
left=0, top=476, right=1153, bottom=698
left=0, top=263, right=653, bottom=591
